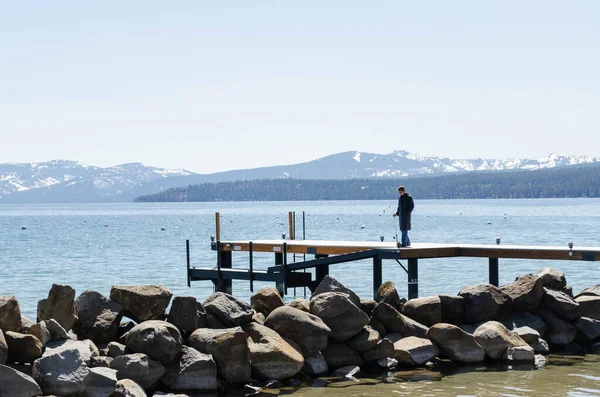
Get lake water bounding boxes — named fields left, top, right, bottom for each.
left=1, top=199, right=600, bottom=395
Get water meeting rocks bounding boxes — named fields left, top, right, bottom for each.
left=74, top=290, right=124, bottom=344
left=124, top=321, right=182, bottom=364
left=37, top=284, right=78, bottom=331
left=264, top=306, right=330, bottom=356
left=426, top=323, right=485, bottom=363
left=500, top=274, right=544, bottom=312
left=160, top=345, right=217, bottom=391
left=203, top=292, right=254, bottom=327
left=473, top=321, right=530, bottom=360
left=402, top=296, right=442, bottom=326
left=372, top=302, right=428, bottom=338
left=459, top=284, right=512, bottom=324
left=250, top=287, right=285, bottom=317
left=109, top=353, right=166, bottom=389
left=0, top=364, right=43, bottom=397
left=110, top=285, right=173, bottom=324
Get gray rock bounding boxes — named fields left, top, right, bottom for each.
left=593, top=341, right=600, bottom=354
left=458, top=284, right=511, bottom=324
left=264, top=305, right=330, bottom=356
left=372, top=302, right=428, bottom=338
left=45, top=339, right=99, bottom=365
left=110, top=285, right=172, bottom=324
left=20, top=315, right=35, bottom=333
left=243, top=322, right=304, bottom=380
left=74, top=290, right=124, bottom=344
left=310, top=292, right=369, bottom=342
left=90, top=356, right=113, bottom=368
left=360, top=299, right=378, bottom=316
left=473, top=321, right=529, bottom=360
left=426, top=323, right=485, bottom=363
left=0, top=364, right=43, bottom=397
left=312, top=275, right=361, bottom=308
left=536, top=308, right=577, bottom=345
left=250, top=287, right=285, bottom=317
left=288, top=298, right=310, bottom=313
left=46, top=319, right=69, bottom=341
left=252, top=311, right=265, bottom=324
left=203, top=292, right=254, bottom=327
left=302, top=352, right=328, bottom=375
left=110, top=353, right=166, bottom=389
left=83, top=367, right=118, bottom=397
left=28, top=321, right=51, bottom=345
left=37, top=284, right=78, bottom=331
left=0, top=330, right=7, bottom=365
left=188, top=327, right=250, bottom=383
left=543, top=288, right=580, bottom=320
left=125, top=320, right=182, bottom=364
left=439, top=295, right=464, bottom=324
left=369, top=317, right=387, bottom=337
left=322, top=342, right=363, bottom=369
left=498, top=312, right=547, bottom=337
left=576, top=285, right=600, bottom=298
left=576, top=317, right=600, bottom=344
left=111, top=379, right=147, bottom=397
left=5, top=331, right=43, bottom=363
left=330, top=365, right=360, bottom=379
left=166, top=297, right=203, bottom=335
left=538, top=268, right=567, bottom=290
left=108, top=342, right=127, bottom=358
left=33, top=346, right=89, bottom=396
left=500, top=274, right=544, bottom=312
left=530, top=338, right=550, bottom=355
left=502, top=346, right=535, bottom=363
left=376, top=281, right=404, bottom=311
left=0, top=296, right=22, bottom=332
left=161, top=345, right=217, bottom=391
left=348, top=325, right=380, bottom=352
left=361, top=338, right=395, bottom=361
left=393, top=336, right=439, bottom=366
left=204, top=312, right=226, bottom=329
left=513, top=326, right=540, bottom=343
left=575, top=295, right=600, bottom=320
left=402, top=296, right=442, bottom=326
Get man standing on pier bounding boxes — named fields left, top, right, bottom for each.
left=393, top=186, right=414, bottom=247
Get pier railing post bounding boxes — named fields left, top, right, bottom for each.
left=186, top=239, right=191, bottom=288
left=249, top=242, right=254, bottom=292
left=373, top=255, right=382, bottom=299
left=489, top=258, right=499, bottom=286
left=408, top=258, right=419, bottom=300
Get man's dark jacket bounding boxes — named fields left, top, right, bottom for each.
left=396, top=193, right=414, bottom=231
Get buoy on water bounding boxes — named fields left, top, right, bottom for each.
left=360, top=225, right=365, bottom=229
left=487, top=222, right=492, bottom=225
left=21, top=226, right=27, bottom=230
left=160, top=227, right=166, bottom=231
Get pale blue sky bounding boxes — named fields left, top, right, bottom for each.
left=1, top=1, right=599, bottom=173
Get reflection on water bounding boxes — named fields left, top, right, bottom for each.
left=272, top=355, right=600, bottom=397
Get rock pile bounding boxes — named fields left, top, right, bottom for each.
left=1, top=268, right=600, bottom=396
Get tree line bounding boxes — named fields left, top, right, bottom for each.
left=134, top=164, right=600, bottom=202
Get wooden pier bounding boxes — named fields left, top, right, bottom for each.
left=186, top=213, right=600, bottom=299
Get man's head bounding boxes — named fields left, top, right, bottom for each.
left=397, top=186, right=405, bottom=195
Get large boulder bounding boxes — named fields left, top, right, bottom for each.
left=110, top=353, right=166, bottom=389
left=83, top=367, right=118, bottom=397
left=322, top=342, right=363, bottom=369
left=426, top=323, right=485, bottom=363
left=264, top=306, right=330, bottom=357
left=360, top=299, right=378, bottom=316
left=376, top=281, right=404, bottom=311
left=20, top=316, right=35, bottom=333
left=188, top=327, right=251, bottom=383
left=361, top=338, right=395, bottom=361
left=0, top=296, right=22, bottom=332
left=108, top=342, right=127, bottom=358
left=37, top=284, right=78, bottom=331
left=160, top=345, right=217, bottom=391
left=530, top=338, right=550, bottom=355
left=0, top=364, right=43, bottom=397
left=576, top=317, right=600, bottom=345
left=502, top=345, right=535, bottom=363
left=301, top=352, right=328, bottom=375
left=312, top=275, right=361, bottom=308
left=243, top=323, right=304, bottom=380
left=250, top=287, right=285, bottom=317
left=124, top=321, right=182, bottom=364
left=44, top=339, right=99, bottom=365
left=310, top=292, right=369, bottom=342
left=28, top=321, right=51, bottom=345
left=203, top=292, right=254, bottom=327
left=498, top=312, right=547, bottom=337
left=576, top=285, right=600, bottom=298
left=500, top=275, right=544, bottom=312
left=166, top=297, right=204, bottom=335
left=536, top=308, right=577, bottom=345
left=543, top=288, right=580, bottom=320
left=348, top=325, right=380, bottom=352
left=439, top=295, right=464, bottom=324
left=74, top=290, right=124, bottom=344
left=372, top=302, right=428, bottom=338
left=5, top=331, right=43, bottom=363
left=110, top=285, right=172, bottom=324
left=393, top=336, right=439, bottom=366
left=402, top=296, right=442, bottom=326
left=473, top=321, right=530, bottom=359
left=32, top=346, right=90, bottom=396
left=575, top=295, right=600, bottom=320
left=538, top=268, right=567, bottom=290
left=288, top=298, right=310, bottom=313
left=458, top=284, right=511, bottom=324
left=513, top=326, right=540, bottom=343
left=111, top=379, right=147, bottom=397
left=0, top=330, right=7, bottom=365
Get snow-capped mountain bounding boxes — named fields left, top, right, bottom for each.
left=1, top=151, right=598, bottom=203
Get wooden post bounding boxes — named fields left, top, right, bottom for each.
left=489, top=258, right=499, bottom=286
left=249, top=242, right=254, bottom=292
left=215, top=212, right=221, bottom=242
left=275, top=252, right=284, bottom=296
left=408, top=258, right=418, bottom=300
left=373, top=256, right=382, bottom=299
left=219, top=250, right=232, bottom=294
left=288, top=211, right=294, bottom=240
left=186, top=239, right=191, bottom=288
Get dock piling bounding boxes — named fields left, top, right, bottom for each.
left=489, top=258, right=499, bottom=286
left=408, top=258, right=419, bottom=299
left=373, top=256, right=382, bottom=299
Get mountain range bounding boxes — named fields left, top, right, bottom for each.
left=1, top=151, right=598, bottom=203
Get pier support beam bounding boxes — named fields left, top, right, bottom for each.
left=408, top=258, right=418, bottom=300
left=275, top=253, right=284, bottom=296
left=314, top=254, right=329, bottom=288
left=217, top=250, right=232, bottom=294
left=373, top=256, right=382, bottom=299
left=489, top=258, right=499, bottom=286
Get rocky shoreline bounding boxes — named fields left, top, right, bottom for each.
left=2, top=268, right=600, bottom=396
